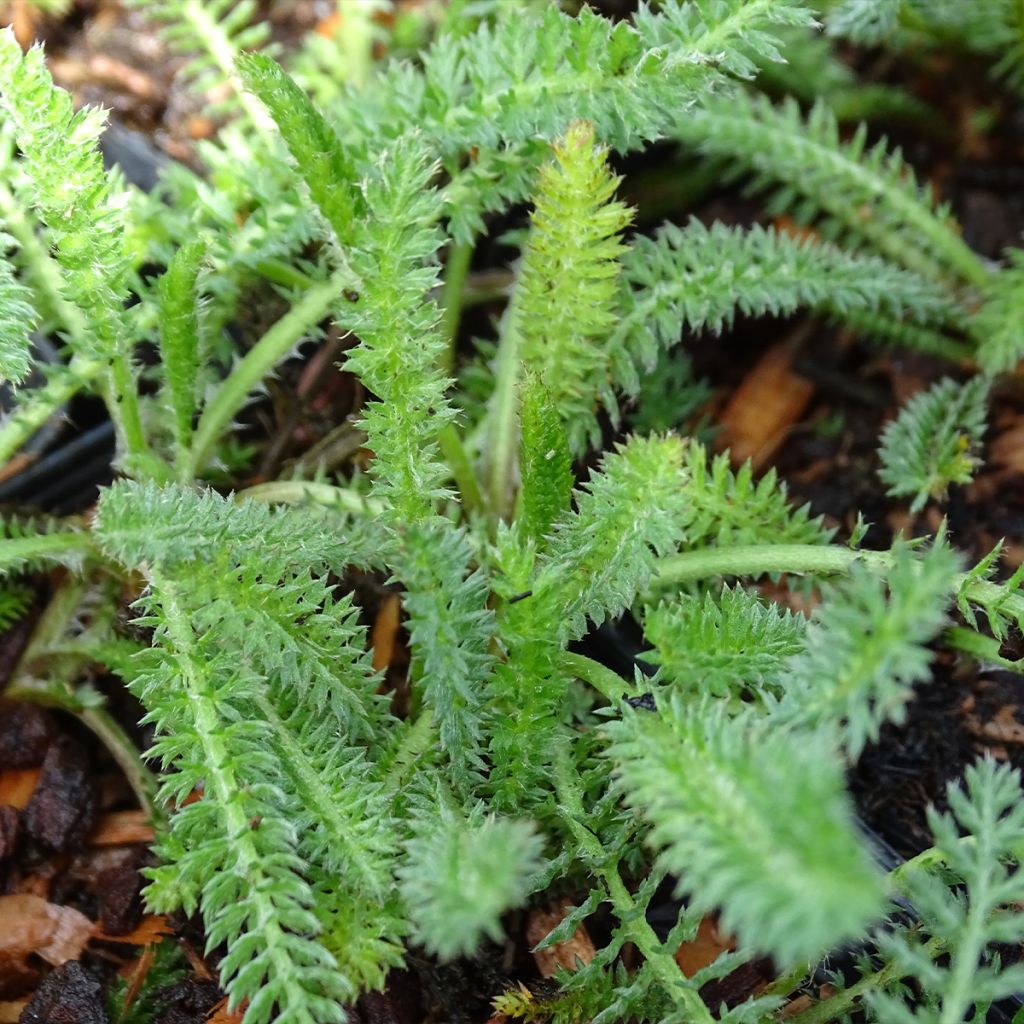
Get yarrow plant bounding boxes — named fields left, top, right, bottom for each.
left=2, top=2, right=1024, bottom=1023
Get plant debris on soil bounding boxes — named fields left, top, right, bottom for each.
left=4, top=1, right=1024, bottom=1022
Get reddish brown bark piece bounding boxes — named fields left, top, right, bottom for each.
left=716, top=342, right=815, bottom=471
left=96, top=852, right=145, bottom=936
left=24, top=737, right=97, bottom=852
left=0, top=805, right=19, bottom=860
left=0, top=705, right=55, bottom=770
left=150, top=979, right=222, bottom=1024
left=17, top=961, right=107, bottom=1024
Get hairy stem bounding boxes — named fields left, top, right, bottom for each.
left=438, top=423, right=485, bottom=518
left=785, top=935, right=945, bottom=1024
left=104, top=353, right=152, bottom=470
left=0, top=356, right=103, bottom=465
left=237, top=479, right=384, bottom=517
left=484, top=291, right=526, bottom=521
left=652, top=543, right=1024, bottom=628
left=561, top=651, right=632, bottom=703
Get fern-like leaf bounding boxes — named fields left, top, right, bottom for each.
left=878, top=377, right=989, bottom=513
left=606, top=697, right=884, bottom=965
left=0, top=242, right=35, bottom=384
left=332, top=1, right=818, bottom=242
left=0, top=32, right=133, bottom=360
left=777, top=541, right=960, bottom=756
left=972, top=248, right=1024, bottom=374
left=870, top=759, right=1024, bottom=1022
left=509, top=120, right=632, bottom=455
left=157, top=241, right=206, bottom=460
left=613, top=219, right=964, bottom=379
left=643, top=586, right=806, bottom=699
left=399, top=799, right=545, bottom=960
left=682, top=442, right=833, bottom=549
left=540, top=434, right=689, bottom=642
left=672, top=93, right=990, bottom=290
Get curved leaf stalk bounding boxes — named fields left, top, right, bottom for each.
left=553, top=750, right=715, bottom=1024
left=187, top=271, right=351, bottom=477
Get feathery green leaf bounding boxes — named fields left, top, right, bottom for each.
left=878, top=377, right=989, bottom=513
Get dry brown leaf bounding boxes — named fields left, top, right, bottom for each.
left=525, top=899, right=596, bottom=978
left=717, top=341, right=815, bottom=471
left=93, top=915, right=171, bottom=946
left=208, top=995, right=246, bottom=1022
left=965, top=705, right=1024, bottom=745
left=0, top=894, right=93, bottom=969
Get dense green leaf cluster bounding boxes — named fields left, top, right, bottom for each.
left=5, top=4, right=1024, bottom=1023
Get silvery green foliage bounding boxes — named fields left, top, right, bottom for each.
left=614, top=219, right=966, bottom=383
left=399, top=799, right=545, bottom=960
left=326, top=1, right=819, bottom=242
left=0, top=32, right=132, bottom=360
left=878, top=377, right=989, bottom=512
left=777, top=541, right=960, bottom=756
left=673, top=92, right=988, bottom=290
left=607, top=697, right=885, bottom=964
left=868, top=760, right=1024, bottom=1024
left=0, top=242, right=35, bottom=384
left=643, top=585, right=806, bottom=698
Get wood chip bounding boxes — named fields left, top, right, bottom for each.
left=0, top=894, right=93, bottom=968
left=0, top=1000, right=28, bottom=1024
left=965, top=705, right=1024, bottom=744
left=371, top=592, right=402, bottom=673
left=525, top=899, right=596, bottom=978
left=674, top=916, right=734, bottom=978
left=0, top=768, right=39, bottom=810
left=717, top=341, right=815, bottom=471
left=89, top=810, right=155, bottom=846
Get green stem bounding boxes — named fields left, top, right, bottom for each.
left=652, top=544, right=1024, bottom=628
left=188, top=272, right=348, bottom=476
left=944, top=626, right=1024, bottom=675
left=653, top=543, right=876, bottom=589
left=561, top=651, right=631, bottom=703
left=104, top=353, right=153, bottom=470
left=237, top=479, right=384, bottom=517
left=785, top=935, right=944, bottom=1024
left=440, top=240, right=473, bottom=374
left=553, top=750, right=715, bottom=1024
left=438, top=423, right=485, bottom=518
left=484, top=292, right=526, bottom=522
left=0, top=357, right=103, bottom=465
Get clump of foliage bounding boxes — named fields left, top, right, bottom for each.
left=2, top=3, right=1024, bottom=1024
